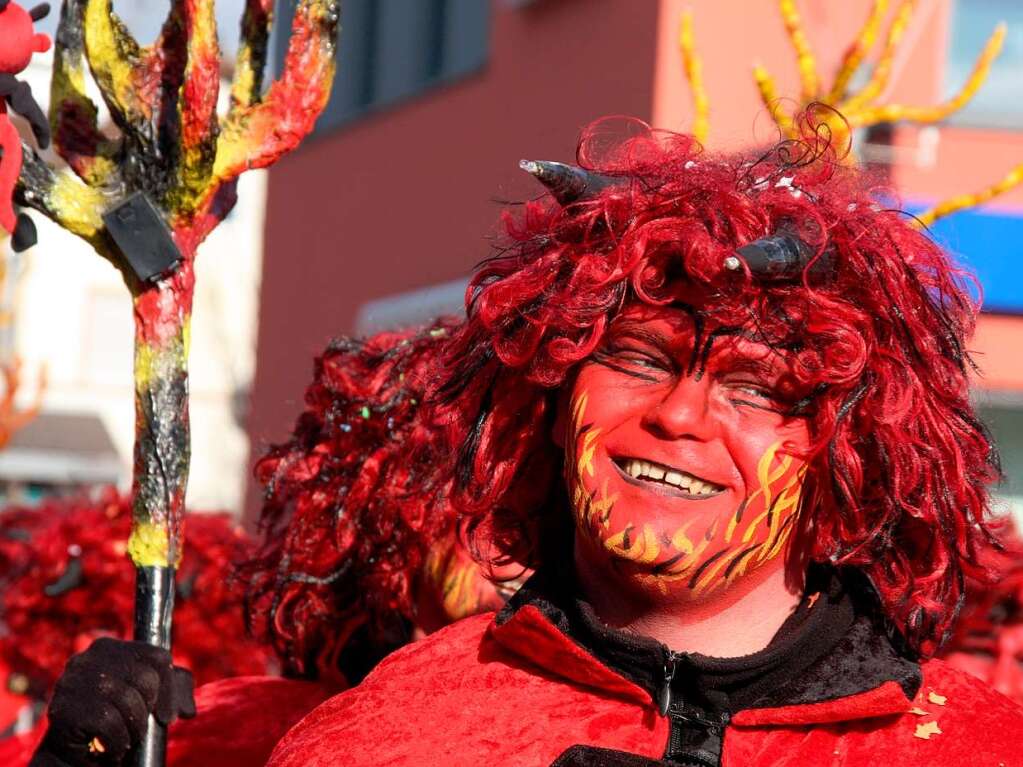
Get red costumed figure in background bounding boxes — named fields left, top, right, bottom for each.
left=0, top=490, right=278, bottom=762
left=26, top=112, right=1023, bottom=767
left=939, top=520, right=1023, bottom=704
left=0, top=0, right=49, bottom=251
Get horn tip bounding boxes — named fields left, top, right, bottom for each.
left=519, top=159, right=541, bottom=176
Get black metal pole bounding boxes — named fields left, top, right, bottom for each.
left=133, top=565, right=175, bottom=767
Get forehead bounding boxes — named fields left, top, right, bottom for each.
left=608, top=303, right=796, bottom=364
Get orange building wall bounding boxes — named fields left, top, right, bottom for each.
left=249, top=0, right=660, bottom=490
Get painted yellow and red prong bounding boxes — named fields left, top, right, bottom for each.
left=16, top=0, right=341, bottom=570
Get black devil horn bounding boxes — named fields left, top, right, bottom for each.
left=519, top=160, right=619, bottom=206
left=0, top=1, right=10, bottom=13
left=30, top=3, right=51, bottom=21
left=725, top=232, right=832, bottom=282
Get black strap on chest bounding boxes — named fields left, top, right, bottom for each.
left=663, top=701, right=729, bottom=766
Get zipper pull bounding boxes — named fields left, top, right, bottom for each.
left=659, top=652, right=679, bottom=716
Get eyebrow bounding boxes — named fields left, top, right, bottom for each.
left=607, top=323, right=676, bottom=352
left=715, top=355, right=783, bottom=378
left=604, top=315, right=798, bottom=379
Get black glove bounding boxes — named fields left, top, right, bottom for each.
left=29, top=637, right=196, bottom=767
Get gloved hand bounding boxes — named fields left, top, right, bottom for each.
left=29, top=637, right=196, bottom=766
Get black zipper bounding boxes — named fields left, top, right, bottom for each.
left=659, top=649, right=682, bottom=716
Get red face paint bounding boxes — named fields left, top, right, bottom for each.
left=567, top=305, right=810, bottom=600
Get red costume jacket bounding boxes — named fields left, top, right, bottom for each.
left=266, top=576, right=1023, bottom=767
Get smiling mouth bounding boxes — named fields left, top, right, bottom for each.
left=613, top=457, right=725, bottom=498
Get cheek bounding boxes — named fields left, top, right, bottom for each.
left=566, top=388, right=620, bottom=525
left=686, top=439, right=808, bottom=597
left=727, top=412, right=809, bottom=488
left=571, top=366, right=652, bottom=428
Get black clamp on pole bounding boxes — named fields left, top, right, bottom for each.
left=102, top=193, right=181, bottom=283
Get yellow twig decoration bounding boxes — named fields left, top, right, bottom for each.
left=778, top=0, right=818, bottom=102
left=848, top=22, right=1006, bottom=128
left=752, top=62, right=793, bottom=136
left=827, top=0, right=889, bottom=103
left=680, top=1, right=1019, bottom=222
left=678, top=8, right=709, bottom=144
left=839, top=0, right=917, bottom=114
left=915, top=162, right=1023, bottom=228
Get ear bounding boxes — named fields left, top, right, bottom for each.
left=29, top=3, right=50, bottom=22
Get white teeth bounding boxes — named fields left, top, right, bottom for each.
left=664, top=470, right=684, bottom=487
left=620, top=459, right=720, bottom=494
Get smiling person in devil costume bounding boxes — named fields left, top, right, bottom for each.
left=261, top=116, right=1022, bottom=766
left=28, top=114, right=1023, bottom=766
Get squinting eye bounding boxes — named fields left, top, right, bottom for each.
left=591, top=347, right=673, bottom=383
left=619, top=354, right=662, bottom=369
left=736, top=384, right=771, bottom=397
left=727, top=381, right=779, bottom=401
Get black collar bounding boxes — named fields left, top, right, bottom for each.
left=497, top=564, right=921, bottom=715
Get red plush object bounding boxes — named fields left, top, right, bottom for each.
left=938, top=520, right=1023, bottom=704
left=0, top=487, right=274, bottom=703
left=265, top=609, right=1022, bottom=767
left=0, top=0, right=49, bottom=238
left=0, top=1, right=48, bottom=73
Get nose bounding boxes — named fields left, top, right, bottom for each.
left=641, top=375, right=717, bottom=441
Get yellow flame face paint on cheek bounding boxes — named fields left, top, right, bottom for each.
left=687, top=441, right=806, bottom=597
left=567, top=391, right=619, bottom=539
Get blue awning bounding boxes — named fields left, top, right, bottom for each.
left=906, top=203, right=1023, bottom=315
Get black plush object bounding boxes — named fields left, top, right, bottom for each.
left=0, top=74, right=49, bottom=149
left=28, top=638, right=195, bottom=767
left=11, top=210, right=36, bottom=251
left=101, top=194, right=181, bottom=283
left=28, top=3, right=50, bottom=22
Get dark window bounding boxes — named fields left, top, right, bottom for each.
left=944, top=0, right=1023, bottom=130
left=273, top=0, right=491, bottom=132
left=976, top=402, right=1023, bottom=524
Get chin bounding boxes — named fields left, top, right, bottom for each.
left=586, top=533, right=787, bottom=608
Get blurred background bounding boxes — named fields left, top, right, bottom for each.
left=4, top=0, right=1021, bottom=526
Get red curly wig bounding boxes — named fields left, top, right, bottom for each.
left=245, top=323, right=460, bottom=680
left=247, top=113, right=1000, bottom=669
